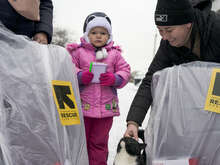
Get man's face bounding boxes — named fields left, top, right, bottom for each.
left=157, top=23, right=192, bottom=47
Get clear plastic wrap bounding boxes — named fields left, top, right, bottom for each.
left=145, top=61, right=220, bottom=165
left=0, top=23, right=89, bottom=165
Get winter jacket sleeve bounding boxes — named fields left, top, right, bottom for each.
left=126, top=40, right=173, bottom=126
left=66, top=43, right=82, bottom=74
left=35, top=0, right=53, bottom=43
left=114, top=74, right=124, bottom=87
left=113, top=49, right=131, bottom=89
left=191, top=0, right=212, bottom=11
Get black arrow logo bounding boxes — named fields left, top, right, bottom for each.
left=53, top=85, right=75, bottom=109
left=213, top=72, right=220, bottom=96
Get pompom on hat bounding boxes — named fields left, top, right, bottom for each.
left=83, top=12, right=112, bottom=44
left=155, top=0, right=194, bottom=26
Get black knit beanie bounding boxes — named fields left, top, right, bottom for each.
left=155, top=0, right=194, bottom=26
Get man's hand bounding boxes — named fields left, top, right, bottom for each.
left=124, top=122, right=139, bottom=141
left=33, top=32, right=48, bottom=44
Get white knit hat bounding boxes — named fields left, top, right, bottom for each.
left=83, top=12, right=113, bottom=44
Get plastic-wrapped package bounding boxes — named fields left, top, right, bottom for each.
left=145, top=61, right=220, bottom=165
left=0, top=23, right=89, bottom=165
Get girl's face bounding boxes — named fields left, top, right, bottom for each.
left=88, top=27, right=109, bottom=48
left=157, top=23, right=192, bottom=47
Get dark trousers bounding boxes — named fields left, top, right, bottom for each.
left=0, top=0, right=35, bottom=38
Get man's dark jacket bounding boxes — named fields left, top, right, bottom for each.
left=127, top=9, right=220, bottom=126
left=0, top=0, right=53, bottom=43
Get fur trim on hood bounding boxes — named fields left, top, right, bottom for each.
left=66, top=38, right=122, bottom=55
left=66, top=43, right=80, bottom=54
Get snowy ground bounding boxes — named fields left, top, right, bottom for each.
left=107, top=82, right=150, bottom=165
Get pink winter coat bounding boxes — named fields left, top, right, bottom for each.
left=66, top=38, right=131, bottom=118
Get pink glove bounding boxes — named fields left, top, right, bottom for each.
left=54, top=163, right=61, bottom=165
left=99, top=72, right=116, bottom=86
left=81, top=70, right=94, bottom=85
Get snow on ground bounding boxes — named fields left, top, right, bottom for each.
left=107, top=82, right=150, bottom=165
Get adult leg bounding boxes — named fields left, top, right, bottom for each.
left=0, top=0, right=34, bottom=38
left=15, top=15, right=35, bottom=39
left=0, top=0, right=18, bottom=33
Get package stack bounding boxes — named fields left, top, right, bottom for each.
left=0, top=23, right=89, bottom=165
left=145, top=61, right=220, bottom=165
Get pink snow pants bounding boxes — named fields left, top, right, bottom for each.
left=84, top=117, right=113, bottom=165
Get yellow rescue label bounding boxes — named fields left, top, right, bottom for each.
left=204, top=69, right=220, bottom=113
left=51, top=80, right=80, bottom=125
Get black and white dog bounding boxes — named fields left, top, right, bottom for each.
left=113, top=130, right=147, bottom=165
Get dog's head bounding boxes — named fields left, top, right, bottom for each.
left=113, top=137, right=146, bottom=165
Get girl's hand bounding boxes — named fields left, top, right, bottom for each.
left=81, top=70, right=94, bottom=85
left=99, top=72, right=116, bottom=86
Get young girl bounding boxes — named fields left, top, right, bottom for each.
left=66, top=12, right=130, bottom=165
